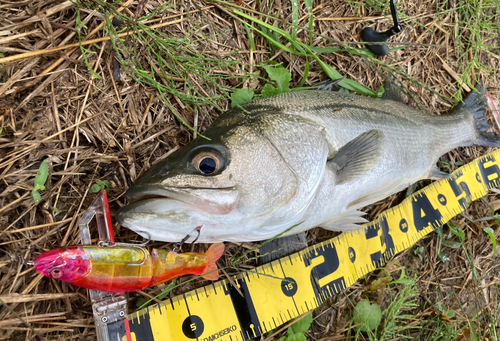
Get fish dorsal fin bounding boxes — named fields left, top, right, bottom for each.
left=381, top=79, right=407, bottom=104
left=329, top=130, right=385, bottom=184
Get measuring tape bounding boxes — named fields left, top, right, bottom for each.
left=105, top=150, right=500, bottom=341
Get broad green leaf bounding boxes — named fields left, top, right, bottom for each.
left=34, top=160, right=49, bottom=188
left=287, top=333, right=306, bottom=341
left=231, top=88, right=254, bottom=108
left=98, top=180, right=111, bottom=190
left=91, top=183, right=103, bottom=193
left=289, top=313, right=313, bottom=334
left=135, top=296, right=148, bottom=309
left=264, top=65, right=291, bottom=93
left=32, top=190, right=41, bottom=205
left=261, top=84, right=280, bottom=97
left=353, top=299, right=382, bottom=332
left=276, top=337, right=287, bottom=341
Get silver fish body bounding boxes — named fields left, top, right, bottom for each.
left=116, top=85, right=499, bottom=242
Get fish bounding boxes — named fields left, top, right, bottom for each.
left=32, top=243, right=224, bottom=293
left=116, top=82, right=500, bottom=243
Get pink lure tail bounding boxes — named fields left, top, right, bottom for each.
left=201, top=243, right=224, bottom=281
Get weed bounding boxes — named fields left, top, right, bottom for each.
left=353, top=299, right=382, bottom=333
left=91, top=180, right=111, bottom=193
left=276, top=313, right=313, bottom=341
left=32, top=159, right=48, bottom=204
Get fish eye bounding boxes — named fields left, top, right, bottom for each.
left=192, top=152, right=221, bottom=175
left=51, top=268, right=63, bottom=279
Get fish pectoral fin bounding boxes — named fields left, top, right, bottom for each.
left=320, top=209, right=367, bottom=232
left=329, top=130, right=385, bottom=184
left=429, top=166, right=450, bottom=180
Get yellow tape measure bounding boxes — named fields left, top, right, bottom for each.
left=120, top=150, right=500, bottom=341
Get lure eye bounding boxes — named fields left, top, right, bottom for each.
left=192, top=152, right=221, bottom=175
left=51, top=268, right=63, bottom=279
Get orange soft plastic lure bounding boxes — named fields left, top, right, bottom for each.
left=33, top=243, right=224, bottom=293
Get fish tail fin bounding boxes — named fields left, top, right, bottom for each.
left=453, top=83, right=500, bottom=147
left=201, top=243, right=224, bottom=281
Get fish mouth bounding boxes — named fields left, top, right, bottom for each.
left=122, top=185, right=239, bottom=215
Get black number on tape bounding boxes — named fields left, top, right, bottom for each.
left=348, top=247, right=356, bottom=263
left=479, top=155, right=500, bottom=188
left=303, top=243, right=346, bottom=302
left=399, top=218, right=408, bottom=233
left=411, top=193, right=443, bottom=232
left=182, top=315, right=204, bottom=339
left=281, top=277, right=298, bottom=297
left=448, top=169, right=471, bottom=209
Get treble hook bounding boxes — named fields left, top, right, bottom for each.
left=130, top=230, right=152, bottom=247
left=173, top=225, right=203, bottom=252
left=11, top=254, right=33, bottom=266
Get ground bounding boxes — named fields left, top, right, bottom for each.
left=0, top=0, right=500, bottom=340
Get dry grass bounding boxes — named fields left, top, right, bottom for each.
left=0, top=0, right=499, bottom=340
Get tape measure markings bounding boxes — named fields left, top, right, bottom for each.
left=123, top=150, right=500, bottom=341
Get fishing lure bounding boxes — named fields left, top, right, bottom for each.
left=32, top=243, right=224, bottom=293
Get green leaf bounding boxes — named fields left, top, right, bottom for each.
left=289, top=313, right=313, bottom=335
left=261, top=84, right=280, bottom=97
left=291, top=0, right=299, bottom=41
left=307, top=46, right=341, bottom=54
left=264, top=65, right=291, bottom=93
left=32, top=190, right=41, bottom=205
left=135, top=296, right=148, bottom=309
left=276, top=337, right=287, bottom=341
left=244, top=24, right=255, bottom=51
left=52, top=207, right=60, bottom=216
left=91, top=183, right=102, bottom=193
left=353, top=299, right=382, bottom=332
left=442, top=240, right=462, bottom=249
left=438, top=251, right=449, bottom=263
left=97, top=180, right=111, bottom=190
left=231, top=89, right=254, bottom=108
left=34, top=160, right=49, bottom=188
left=483, top=227, right=497, bottom=255
left=287, top=333, right=307, bottom=341
left=449, top=226, right=465, bottom=242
